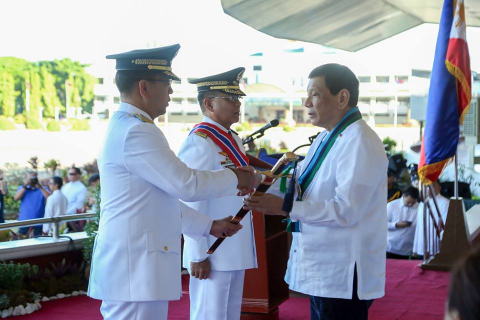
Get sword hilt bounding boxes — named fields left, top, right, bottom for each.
left=207, top=152, right=299, bottom=255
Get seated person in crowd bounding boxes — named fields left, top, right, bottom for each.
left=87, top=173, right=100, bottom=208
left=412, top=180, right=450, bottom=257
left=387, top=186, right=419, bottom=259
left=14, top=171, right=50, bottom=237
left=388, top=169, right=402, bottom=203
left=445, top=245, right=480, bottom=320
left=89, top=173, right=100, bottom=188
left=43, top=176, right=68, bottom=235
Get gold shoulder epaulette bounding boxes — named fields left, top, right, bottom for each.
left=195, top=131, right=208, bottom=139
left=134, top=113, right=154, bottom=124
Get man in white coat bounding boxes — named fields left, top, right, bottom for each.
left=244, top=64, right=388, bottom=319
left=62, top=167, right=87, bottom=215
left=87, top=45, right=259, bottom=320
left=179, top=67, right=257, bottom=320
left=386, top=186, right=419, bottom=259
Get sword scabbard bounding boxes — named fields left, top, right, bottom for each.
left=207, top=152, right=299, bottom=254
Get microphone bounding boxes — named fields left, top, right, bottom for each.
left=242, top=119, right=279, bottom=145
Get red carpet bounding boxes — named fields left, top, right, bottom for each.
left=20, top=259, right=449, bottom=320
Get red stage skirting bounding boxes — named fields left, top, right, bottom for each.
left=19, top=259, right=449, bottom=320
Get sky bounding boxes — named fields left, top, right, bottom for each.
left=1, top=0, right=480, bottom=77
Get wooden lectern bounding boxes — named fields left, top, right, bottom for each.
left=241, top=155, right=290, bottom=320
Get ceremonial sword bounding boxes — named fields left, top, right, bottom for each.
left=207, top=152, right=299, bottom=254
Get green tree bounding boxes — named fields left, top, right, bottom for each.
left=0, top=57, right=96, bottom=118
left=40, top=66, right=61, bottom=118
left=28, top=71, right=42, bottom=121
left=0, top=57, right=30, bottom=114
left=0, top=72, right=16, bottom=116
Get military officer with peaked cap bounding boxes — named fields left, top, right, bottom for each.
left=87, top=45, right=260, bottom=320
left=179, top=68, right=257, bottom=320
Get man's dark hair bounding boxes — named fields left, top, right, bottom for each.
left=197, top=91, right=217, bottom=113
left=89, top=173, right=100, bottom=185
left=402, top=186, right=419, bottom=200
left=115, top=71, right=163, bottom=95
left=308, top=64, right=359, bottom=107
left=448, top=245, right=480, bottom=320
left=52, top=176, right=63, bottom=189
left=71, top=167, right=81, bottom=175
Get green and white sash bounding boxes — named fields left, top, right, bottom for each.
left=282, top=107, right=362, bottom=232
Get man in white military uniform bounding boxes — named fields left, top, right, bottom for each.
left=244, top=64, right=388, bottom=319
left=87, top=45, right=259, bottom=320
left=386, top=186, right=419, bottom=259
left=179, top=68, right=257, bottom=320
left=413, top=180, right=450, bottom=257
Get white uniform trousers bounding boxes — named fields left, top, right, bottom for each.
left=189, top=270, right=245, bottom=320
left=101, top=300, right=168, bottom=320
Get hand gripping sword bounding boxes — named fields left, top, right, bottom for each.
left=207, top=152, right=299, bottom=254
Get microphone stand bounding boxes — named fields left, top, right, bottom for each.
left=242, top=132, right=266, bottom=145
left=291, top=132, right=321, bottom=153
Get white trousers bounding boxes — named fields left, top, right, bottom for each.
left=100, top=300, right=168, bottom=320
left=189, top=269, right=245, bottom=320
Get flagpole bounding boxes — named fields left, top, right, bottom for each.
left=454, top=151, right=458, bottom=199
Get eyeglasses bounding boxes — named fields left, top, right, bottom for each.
left=210, top=96, right=242, bottom=102
left=68, top=173, right=77, bottom=176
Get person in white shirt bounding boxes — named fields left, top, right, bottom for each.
left=62, top=167, right=87, bottom=216
left=62, top=167, right=88, bottom=232
left=179, top=68, right=257, bottom=320
left=43, top=176, right=68, bottom=235
left=386, top=186, right=419, bottom=259
left=87, top=45, right=259, bottom=320
left=244, top=64, right=388, bottom=320
left=413, top=180, right=450, bottom=257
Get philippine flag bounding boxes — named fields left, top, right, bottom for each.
left=418, top=0, right=471, bottom=185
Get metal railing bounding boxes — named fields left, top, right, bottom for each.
left=0, top=213, right=95, bottom=240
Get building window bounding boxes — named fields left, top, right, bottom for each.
left=395, top=76, right=409, bottom=84
left=253, top=65, right=262, bottom=71
left=358, top=98, right=371, bottom=105
left=187, top=98, right=197, bottom=105
left=358, top=76, right=371, bottom=83
left=376, top=76, right=389, bottom=83
left=98, top=78, right=104, bottom=84
left=276, top=110, right=285, bottom=120
left=172, top=98, right=182, bottom=104
left=95, top=96, right=107, bottom=103
left=412, top=70, right=431, bottom=78
left=398, top=97, right=410, bottom=107
left=173, top=80, right=181, bottom=85
left=293, top=110, right=304, bottom=123
left=113, top=97, right=120, bottom=104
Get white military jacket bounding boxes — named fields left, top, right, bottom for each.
left=88, top=103, right=240, bottom=302
left=179, top=117, right=257, bottom=271
left=285, top=119, right=388, bottom=300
